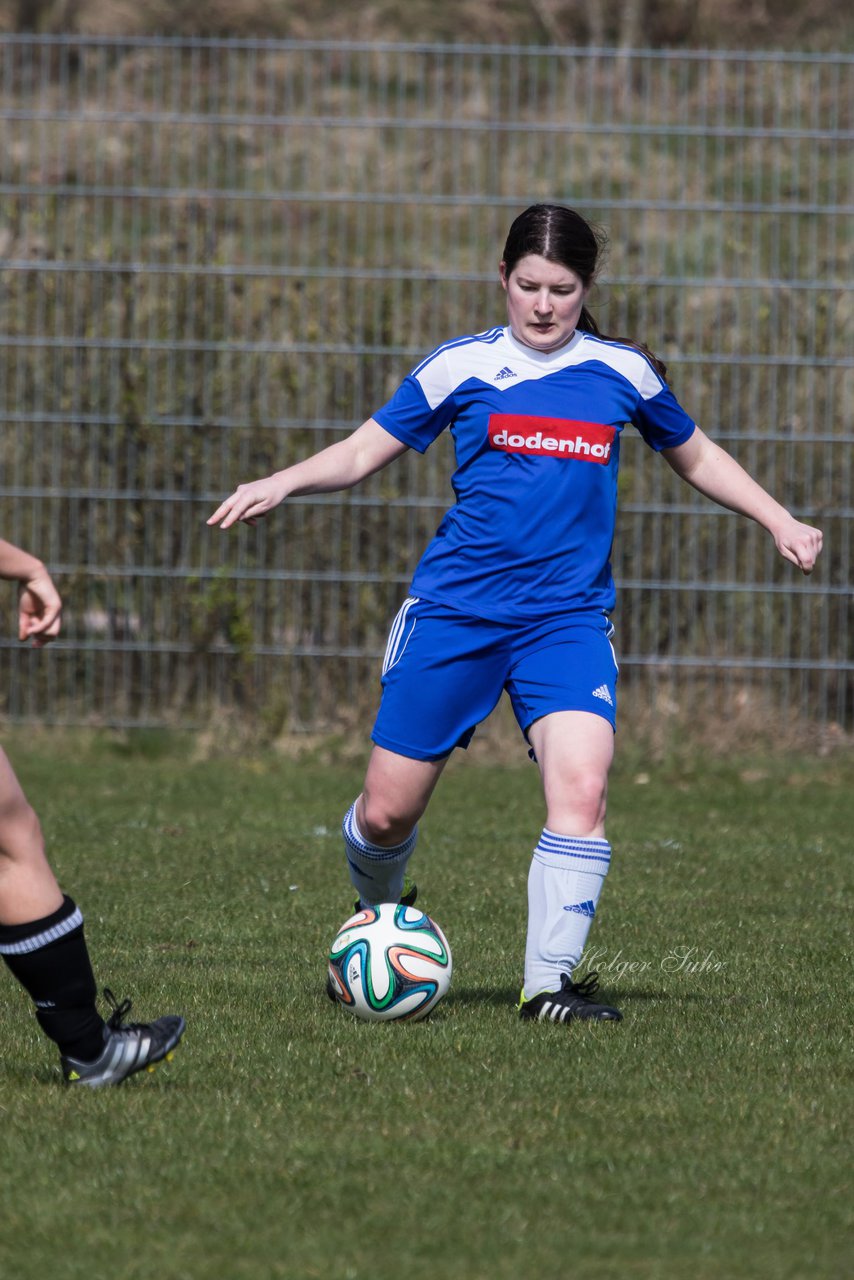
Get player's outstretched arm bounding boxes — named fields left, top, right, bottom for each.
left=662, top=427, right=823, bottom=575
left=207, top=418, right=410, bottom=530
left=0, top=539, right=63, bottom=647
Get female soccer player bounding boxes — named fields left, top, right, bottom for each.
left=208, top=204, right=822, bottom=1024
left=0, top=539, right=185, bottom=1083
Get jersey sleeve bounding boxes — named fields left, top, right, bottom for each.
left=372, top=347, right=458, bottom=454
left=631, top=375, right=697, bottom=452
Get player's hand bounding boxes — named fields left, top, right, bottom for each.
left=206, top=475, right=290, bottom=530
left=18, top=567, right=62, bottom=647
left=773, top=518, right=823, bottom=575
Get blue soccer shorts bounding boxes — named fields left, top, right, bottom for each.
left=371, top=597, right=619, bottom=761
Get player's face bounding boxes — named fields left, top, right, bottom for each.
left=500, top=254, right=589, bottom=353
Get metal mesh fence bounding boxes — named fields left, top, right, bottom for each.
left=0, top=36, right=851, bottom=739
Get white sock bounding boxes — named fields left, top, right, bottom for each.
left=341, top=801, right=417, bottom=906
left=523, top=829, right=611, bottom=999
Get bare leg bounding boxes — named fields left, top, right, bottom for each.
left=356, top=745, right=450, bottom=845
left=0, top=747, right=64, bottom=925
left=527, top=710, right=614, bottom=837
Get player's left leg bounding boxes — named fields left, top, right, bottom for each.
left=507, top=612, right=622, bottom=1021
left=521, top=710, right=619, bottom=1016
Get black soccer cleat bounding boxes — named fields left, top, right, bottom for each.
left=62, top=989, right=185, bottom=1087
left=353, top=876, right=418, bottom=914
left=518, top=971, right=622, bottom=1023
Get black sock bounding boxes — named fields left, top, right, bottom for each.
left=0, top=895, right=106, bottom=1062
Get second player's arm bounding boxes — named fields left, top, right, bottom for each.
left=0, top=538, right=63, bottom=645
left=662, top=426, right=823, bottom=574
left=207, top=418, right=410, bottom=529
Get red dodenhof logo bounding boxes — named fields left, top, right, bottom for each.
left=488, top=414, right=616, bottom=463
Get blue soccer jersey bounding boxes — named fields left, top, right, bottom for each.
left=373, top=325, right=696, bottom=622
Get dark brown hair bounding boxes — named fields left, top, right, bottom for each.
left=502, top=204, right=668, bottom=380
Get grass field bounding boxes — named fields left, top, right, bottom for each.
left=0, top=731, right=851, bottom=1280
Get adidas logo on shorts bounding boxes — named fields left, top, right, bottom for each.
left=592, top=684, right=613, bottom=706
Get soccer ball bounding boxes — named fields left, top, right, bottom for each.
left=328, top=902, right=452, bottom=1022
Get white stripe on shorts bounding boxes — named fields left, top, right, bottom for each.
left=382, top=596, right=419, bottom=676
left=604, top=617, right=619, bottom=674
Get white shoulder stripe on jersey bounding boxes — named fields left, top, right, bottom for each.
left=410, top=327, right=505, bottom=380
left=415, top=329, right=514, bottom=410
left=576, top=332, right=666, bottom=399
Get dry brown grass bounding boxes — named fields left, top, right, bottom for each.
left=3, top=0, right=853, bottom=50
left=0, top=28, right=848, bottom=743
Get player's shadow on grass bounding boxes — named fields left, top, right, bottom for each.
left=0, top=1062, right=57, bottom=1086
left=618, top=986, right=718, bottom=1004
left=451, top=985, right=716, bottom=1009
left=450, top=985, right=524, bottom=1008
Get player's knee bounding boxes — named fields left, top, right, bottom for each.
left=0, top=796, right=44, bottom=861
left=548, top=767, right=608, bottom=835
left=359, top=793, right=419, bottom=847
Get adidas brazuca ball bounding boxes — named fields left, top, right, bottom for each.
left=328, top=903, right=452, bottom=1022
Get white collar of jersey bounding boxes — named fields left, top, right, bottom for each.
left=503, top=325, right=587, bottom=364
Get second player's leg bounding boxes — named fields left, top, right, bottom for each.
left=0, top=745, right=187, bottom=1085
left=0, top=746, right=110, bottom=1068
left=0, top=746, right=64, bottom=925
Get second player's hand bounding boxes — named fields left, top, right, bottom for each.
left=207, top=475, right=290, bottom=529
left=18, top=568, right=63, bottom=647
left=773, top=517, right=823, bottom=575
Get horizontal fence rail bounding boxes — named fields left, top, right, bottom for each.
left=0, top=36, right=852, bottom=741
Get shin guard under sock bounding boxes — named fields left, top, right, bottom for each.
left=0, top=895, right=105, bottom=1061
left=342, top=802, right=417, bottom=907
left=524, top=830, right=611, bottom=999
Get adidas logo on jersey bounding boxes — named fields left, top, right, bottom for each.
left=592, top=684, right=613, bottom=706
left=563, top=900, right=597, bottom=917
left=493, top=366, right=517, bottom=381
